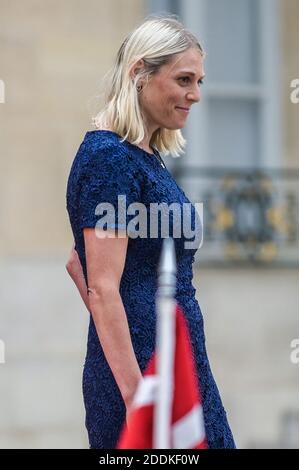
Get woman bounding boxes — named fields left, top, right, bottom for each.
left=66, top=16, right=235, bottom=449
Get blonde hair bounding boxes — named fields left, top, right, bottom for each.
left=92, top=15, right=204, bottom=157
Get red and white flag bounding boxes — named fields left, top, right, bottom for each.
left=117, top=304, right=207, bottom=449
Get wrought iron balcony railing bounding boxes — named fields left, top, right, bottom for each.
left=173, top=166, right=299, bottom=267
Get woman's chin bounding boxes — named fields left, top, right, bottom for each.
left=163, top=122, right=186, bottom=131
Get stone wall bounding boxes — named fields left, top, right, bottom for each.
left=0, top=0, right=298, bottom=449
left=0, top=0, right=144, bottom=257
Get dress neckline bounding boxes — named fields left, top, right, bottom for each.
left=85, top=129, right=166, bottom=168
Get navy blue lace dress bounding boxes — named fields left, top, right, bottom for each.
left=66, top=130, right=235, bottom=449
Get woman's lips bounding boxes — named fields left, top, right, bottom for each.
left=176, top=106, right=190, bottom=114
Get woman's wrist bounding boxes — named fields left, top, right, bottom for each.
left=122, top=373, right=142, bottom=409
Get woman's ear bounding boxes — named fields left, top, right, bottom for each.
left=130, top=59, right=145, bottom=82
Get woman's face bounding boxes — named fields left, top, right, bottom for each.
left=138, top=48, right=205, bottom=134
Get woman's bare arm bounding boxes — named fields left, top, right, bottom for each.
left=84, top=227, right=142, bottom=412
left=66, top=244, right=90, bottom=312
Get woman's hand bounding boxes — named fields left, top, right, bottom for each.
left=125, top=401, right=135, bottom=427
left=124, top=374, right=143, bottom=426
left=126, top=408, right=130, bottom=426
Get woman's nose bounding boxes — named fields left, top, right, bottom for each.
left=186, top=87, right=200, bottom=103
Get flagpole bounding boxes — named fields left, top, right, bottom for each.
left=154, top=237, right=177, bottom=449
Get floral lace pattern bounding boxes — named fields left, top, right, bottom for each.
left=66, top=130, right=235, bottom=449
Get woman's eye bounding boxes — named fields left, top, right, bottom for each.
left=179, top=77, right=204, bottom=86
left=179, top=77, right=190, bottom=84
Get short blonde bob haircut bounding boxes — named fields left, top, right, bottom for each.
left=92, top=15, right=204, bottom=156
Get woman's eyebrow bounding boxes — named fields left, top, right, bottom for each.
left=178, top=70, right=205, bottom=80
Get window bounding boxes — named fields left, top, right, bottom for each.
left=147, top=0, right=281, bottom=172
left=179, top=0, right=282, bottom=172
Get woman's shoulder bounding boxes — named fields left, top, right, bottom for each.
left=83, top=128, right=128, bottom=155
left=75, top=129, right=141, bottom=180
left=76, top=128, right=137, bottom=170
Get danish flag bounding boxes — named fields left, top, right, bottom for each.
left=117, top=303, right=207, bottom=449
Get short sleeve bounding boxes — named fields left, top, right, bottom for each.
left=78, top=140, right=142, bottom=235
